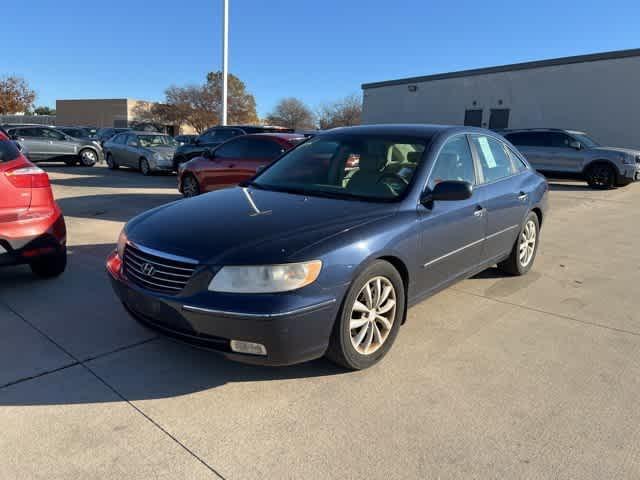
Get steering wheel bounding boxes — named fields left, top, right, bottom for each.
left=378, top=172, right=410, bottom=186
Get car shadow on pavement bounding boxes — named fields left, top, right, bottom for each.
left=56, top=193, right=182, bottom=222
left=546, top=181, right=593, bottom=192
left=0, top=242, right=347, bottom=405
left=43, top=164, right=178, bottom=190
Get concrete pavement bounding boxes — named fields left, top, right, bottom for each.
left=1, top=164, right=639, bottom=479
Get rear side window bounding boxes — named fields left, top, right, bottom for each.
left=0, top=140, right=21, bottom=162
left=247, top=139, right=286, bottom=158
left=471, top=135, right=514, bottom=183
left=505, top=132, right=544, bottom=147
left=216, top=138, right=249, bottom=158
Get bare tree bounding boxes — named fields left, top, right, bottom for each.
left=131, top=72, right=259, bottom=134
left=317, top=94, right=362, bottom=130
left=265, top=97, right=315, bottom=129
left=0, top=76, right=36, bottom=115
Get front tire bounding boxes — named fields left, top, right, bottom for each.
left=140, top=158, right=151, bottom=176
left=586, top=163, right=616, bottom=189
left=181, top=174, right=200, bottom=197
left=498, top=212, right=540, bottom=276
left=79, top=148, right=98, bottom=167
left=106, top=153, right=118, bottom=170
left=326, top=260, right=405, bottom=370
left=30, top=248, right=67, bottom=278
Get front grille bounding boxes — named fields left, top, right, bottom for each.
left=123, top=244, right=197, bottom=295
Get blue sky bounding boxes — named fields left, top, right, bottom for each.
left=2, top=0, right=638, bottom=117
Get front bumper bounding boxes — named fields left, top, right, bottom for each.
left=619, top=164, right=640, bottom=184
left=107, top=252, right=339, bottom=366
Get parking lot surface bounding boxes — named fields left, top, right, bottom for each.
left=2, top=164, right=639, bottom=479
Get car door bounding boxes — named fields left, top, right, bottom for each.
left=106, top=133, right=126, bottom=163
left=122, top=134, right=140, bottom=167
left=547, top=132, right=585, bottom=173
left=42, top=128, right=77, bottom=157
left=470, top=134, right=529, bottom=262
left=416, top=134, right=488, bottom=295
left=202, top=137, right=250, bottom=190
left=232, top=137, right=287, bottom=183
left=13, top=127, right=49, bottom=161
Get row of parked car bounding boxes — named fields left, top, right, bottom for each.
left=2, top=122, right=639, bottom=195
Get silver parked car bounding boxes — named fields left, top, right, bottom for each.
left=4, top=125, right=103, bottom=166
left=502, top=128, right=640, bottom=188
left=103, top=131, right=178, bottom=175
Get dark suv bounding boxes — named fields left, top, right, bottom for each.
left=172, top=125, right=294, bottom=168
left=502, top=129, right=640, bottom=188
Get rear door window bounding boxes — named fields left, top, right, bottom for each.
left=471, top=135, right=515, bottom=183
left=246, top=138, right=286, bottom=158
left=216, top=138, right=249, bottom=158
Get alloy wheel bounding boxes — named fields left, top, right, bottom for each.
left=349, top=276, right=396, bottom=355
left=519, top=220, right=537, bottom=267
left=182, top=175, right=200, bottom=197
left=80, top=149, right=97, bottom=166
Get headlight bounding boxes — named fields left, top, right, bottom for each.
left=153, top=152, right=164, bottom=161
left=117, top=229, right=128, bottom=258
left=623, top=154, right=635, bottom=165
left=208, top=261, right=322, bottom=293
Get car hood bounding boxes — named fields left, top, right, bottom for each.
left=144, top=145, right=176, bottom=156
left=126, top=187, right=397, bottom=264
left=592, top=146, right=640, bottom=156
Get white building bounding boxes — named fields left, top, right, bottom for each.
left=362, top=49, right=640, bottom=148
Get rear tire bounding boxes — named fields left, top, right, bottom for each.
left=181, top=174, right=200, bottom=197
left=498, top=212, right=539, bottom=276
left=30, top=248, right=67, bottom=278
left=106, top=154, right=119, bottom=170
left=140, top=158, right=151, bottom=176
left=79, top=148, right=98, bottom=167
left=325, top=260, right=405, bottom=370
left=586, top=163, right=616, bottom=189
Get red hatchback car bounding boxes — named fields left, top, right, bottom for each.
left=178, top=133, right=306, bottom=197
left=0, top=129, right=66, bottom=277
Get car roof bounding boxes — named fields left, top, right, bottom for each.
left=500, top=128, right=586, bottom=135
left=248, top=133, right=306, bottom=141
left=319, top=123, right=491, bottom=138
left=129, top=131, right=170, bottom=135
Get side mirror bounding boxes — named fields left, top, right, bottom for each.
left=421, top=180, right=473, bottom=206
left=204, top=148, right=215, bottom=159
left=569, top=140, right=582, bottom=150
left=127, top=140, right=138, bottom=147
left=193, top=137, right=201, bottom=145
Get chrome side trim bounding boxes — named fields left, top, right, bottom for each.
left=423, top=238, right=485, bottom=268
left=127, top=241, right=199, bottom=265
left=485, top=224, right=520, bottom=241
left=423, top=224, right=520, bottom=268
left=182, top=298, right=337, bottom=319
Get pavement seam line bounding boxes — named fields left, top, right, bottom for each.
left=0, top=361, right=80, bottom=389
left=0, top=301, right=225, bottom=479
left=452, top=287, right=640, bottom=338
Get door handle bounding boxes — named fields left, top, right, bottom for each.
left=473, top=206, right=485, bottom=217
left=518, top=192, right=528, bottom=201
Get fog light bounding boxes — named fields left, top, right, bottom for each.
left=230, top=340, right=267, bottom=356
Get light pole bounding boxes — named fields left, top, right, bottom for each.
left=221, top=0, right=229, bottom=126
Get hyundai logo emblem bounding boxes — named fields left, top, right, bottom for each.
left=141, top=263, right=156, bottom=277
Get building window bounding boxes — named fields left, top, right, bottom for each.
left=464, top=109, right=483, bottom=127
left=489, top=109, right=510, bottom=130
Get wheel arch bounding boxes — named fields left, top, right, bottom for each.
left=377, top=255, right=410, bottom=325
left=583, top=159, right=620, bottom=176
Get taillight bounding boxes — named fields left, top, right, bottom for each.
left=5, top=166, right=50, bottom=188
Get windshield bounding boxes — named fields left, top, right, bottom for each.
left=252, top=134, right=428, bottom=201
left=138, top=135, right=177, bottom=147
left=571, top=133, right=600, bottom=148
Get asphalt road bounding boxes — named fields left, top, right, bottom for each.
left=1, top=164, right=639, bottom=479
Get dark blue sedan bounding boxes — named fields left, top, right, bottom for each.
left=107, top=124, right=548, bottom=370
